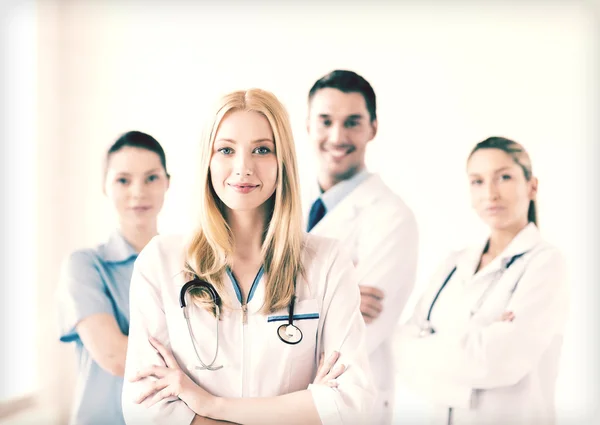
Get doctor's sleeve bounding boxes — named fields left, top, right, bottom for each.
left=56, top=250, right=116, bottom=343
left=307, top=243, right=376, bottom=425
left=355, top=209, right=418, bottom=354
left=121, top=240, right=196, bottom=425
left=396, top=247, right=569, bottom=394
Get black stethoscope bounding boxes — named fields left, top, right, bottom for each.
left=180, top=279, right=223, bottom=370
left=179, top=278, right=303, bottom=371
left=418, top=251, right=526, bottom=338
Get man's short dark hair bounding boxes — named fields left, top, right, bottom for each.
left=308, top=70, right=377, bottom=121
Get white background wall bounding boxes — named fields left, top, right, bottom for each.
left=2, top=0, right=599, bottom=423
left=0, top=0, right=37, bottom=404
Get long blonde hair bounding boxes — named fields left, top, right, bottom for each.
left=185, top=89, right=304, bottom=315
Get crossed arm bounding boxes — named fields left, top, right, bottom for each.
left=130, top=338, right=346, bottom=425
left=76, top=313, right=128, bottom=376
left=396, top=248, right=568, bottom=406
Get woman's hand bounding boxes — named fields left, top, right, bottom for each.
left=313, top=351, right=346, bottom=388
left=129, top=336, right=216, bottom=416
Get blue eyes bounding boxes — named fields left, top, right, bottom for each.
left=217, top=146, right=272, bottom=155
left=254, top=146, right=271, bottom=155
left=218, top=147, right=234, bottom=155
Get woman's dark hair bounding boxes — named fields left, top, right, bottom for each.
left=469, top=136, right=537, bottom=225
left=105, top=130, right=169, bottom=178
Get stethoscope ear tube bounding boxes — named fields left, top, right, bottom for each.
left=180, top=278, right=222, bottom=309
left=180, top=278, right=223, bottom=371
left=426, top=267, right=457, bottom=321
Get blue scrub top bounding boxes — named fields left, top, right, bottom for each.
left=57, top=231, right=137, bottom=425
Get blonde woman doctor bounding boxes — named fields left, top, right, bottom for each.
left=396, top=137, right=569, bottom=425
left=122, top=89, right=375, bottom=425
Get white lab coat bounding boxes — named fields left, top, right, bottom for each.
left=396, top=223, right=569, bottom=425
left=309, top=174, right=419, bottom=425
left=122, top=233, right=376, bottom=425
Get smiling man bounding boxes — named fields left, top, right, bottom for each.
left=305, top=70, right=419, bottom=424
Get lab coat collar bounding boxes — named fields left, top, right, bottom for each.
left=100, top=230, right=138, bottom=263
left=318, top=169, right=371, bottom=213
left=457, top=222, right=542, bottom=280
left=314, top=173, right=387, bottom=227
left=497, top=222, right=542, bottom=261
left=351, top=174, right=388, bottom=209
left=225, top=266, right=265, bottom=309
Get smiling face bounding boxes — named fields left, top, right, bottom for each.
left=209, top=110, right=278, bottom=213
left=467, top=147, right=537, bottom=231
left=307, top=88, right=377, bottom=190
left=104, top=146, right=169, bottom=228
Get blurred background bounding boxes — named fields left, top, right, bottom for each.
left=1, top=0, right=598, bottom=423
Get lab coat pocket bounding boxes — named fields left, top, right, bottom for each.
left=266, top=299, right=320, bottom=393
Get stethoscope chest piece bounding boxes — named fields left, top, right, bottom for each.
left=277, top=323, right=303, bottom=345
left=418, top=321, right=435, bottom=338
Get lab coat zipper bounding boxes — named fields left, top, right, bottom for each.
left=242, top=304, right=249, bottom=397
left=226, top=267, right=262, bottom=398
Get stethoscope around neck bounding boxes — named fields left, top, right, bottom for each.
left=179, top=279, right=223, bottom=371
left=418, top=251, right=527, bottom=338
left=179, top=277, right=303, bottom=371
